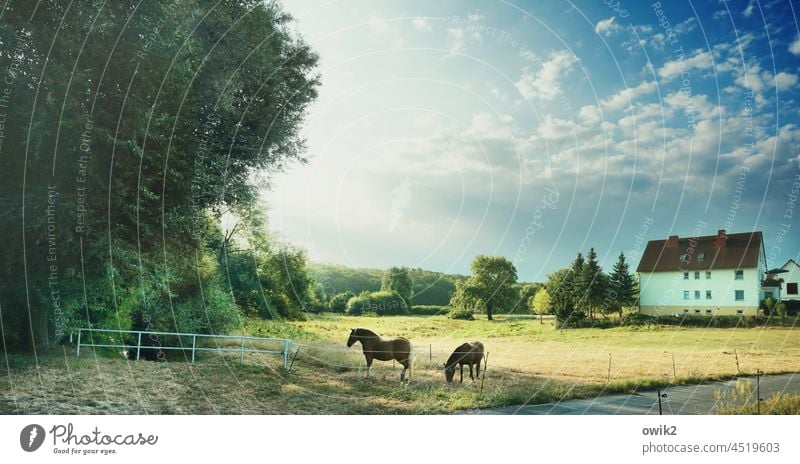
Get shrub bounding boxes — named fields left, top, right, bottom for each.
left=328, top=291, right=355, bottom=313
left=410, top=305, right=448, bottom=316
left=776, top=303, right=787, bottom=317
left=346, top=291, right=408, bottom=316
left=448, top=307, right=474, bottom=320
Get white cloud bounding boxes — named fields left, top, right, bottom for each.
left=411, top=18, right=431, bottom=31
left=578, top=105, right=601, bottom=125
left=515, top=50, right=579, bottom=101
left=790, top=37, right=800, bottom=55
left=595, top=17, right=621, bottom=37
left=775, top=72, right=798, bottom=91
left=658, top=50, right=713, bottom=81
left=468, top=112, right=515, bottom=139
left=447, top=28, right=466, bottom=54
left=743, top=1, right=754, bottom=18
left=601, top=80, right=657, bottom=111
left=674, top=17, right=697, bottom=35
left=664, top=91, right=722, bottom=120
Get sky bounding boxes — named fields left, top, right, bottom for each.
left=264, top=0, right=800, bottom=281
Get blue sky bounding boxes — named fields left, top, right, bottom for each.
left=265, top=0, right=800, bottom=281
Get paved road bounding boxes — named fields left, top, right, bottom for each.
left=462, top=373, right=800, bottom=415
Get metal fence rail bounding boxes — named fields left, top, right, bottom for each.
left=75, top=328, right=294, bottom=369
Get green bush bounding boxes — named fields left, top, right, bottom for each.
left=328, top=291, right=355, bottom=313
left=345, top=291, right=408, bottom=316
left=776, top=303, right=787, bottom=317
left=448, top=307, right=474, bottom=320
left=623, top=314, right=772, bottom=328
left=410, top=305, right=448, bottom=316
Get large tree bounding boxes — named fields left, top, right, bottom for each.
left=580, top=248, right=607, bottom=319
left=546, top=268, right=585, bottom=328
left=451, top=255, right=518, bottom=321
left=606, top=252, right=638, bottom=320
left=0, top=0, right=319, bottom=351
left=381, top=266, right=413, bottom=307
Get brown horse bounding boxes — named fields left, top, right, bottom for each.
left=347, top=328, right=413, bottom=382
left=444, top=341, right=484, bottom=383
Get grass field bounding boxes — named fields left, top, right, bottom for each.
left=2, top=314, right=799, bottom=414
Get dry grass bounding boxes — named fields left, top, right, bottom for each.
left=2, top=314, right=799, bottom=414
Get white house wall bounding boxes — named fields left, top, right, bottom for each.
left=780, top=261, right=800, bottom=301
left=638, top=267, right=760, bottom=316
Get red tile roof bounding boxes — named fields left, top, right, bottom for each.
left=636, top=230, right=763, bottom=273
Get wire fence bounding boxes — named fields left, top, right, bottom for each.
left=74, top=327, right=294, bottom=369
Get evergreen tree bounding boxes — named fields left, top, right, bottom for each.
left=581, top=248, right=606, bottom=320
left=607, top=252, right=638, bottom=320
left=569, top=252, right=586, bottom=316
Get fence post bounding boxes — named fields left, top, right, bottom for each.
left=136, top=332, right=142, bottom=361
left=240, top=336, right=245, bottom=365
left=76, top=329, right=82, bottom=357
left=192, top=335, right=197, bottom=364
left=283, top=339, right=289, bottom=370
left=429, top=344, right=432, bottom=363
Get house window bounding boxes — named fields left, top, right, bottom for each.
left=735, top=270, right=744, bottom=280
left=706, top=290, right=712, bottom=299
left=694, top=309, right=701, bottom=315
left=680, top=254, right=689, bottom=262
left=788, top=283, right=798, bottom=295
left=694, top=271, right=700, bottom=280
left=698, top=253, right=705, bottom=261
left=735, top=290, right=744, bottom=301
left=706, top=271, right=711, bottom=279
left=694, top=290, right=701, bottom=300
left=683, top=271, right=689, bottom=280
left=736, top=309, right=744, bottom=316
left=683, top=291, right=690, bottom=300
left=705, top=309, right=712, bottom=316
left=683, top=309, right=689, bottom=315
left=764, top=291, right=774, bottom=299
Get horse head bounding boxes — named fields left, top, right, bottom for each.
left=346, top=328, right=358, bottom=347
left=444, top=362, right=456, bottom=383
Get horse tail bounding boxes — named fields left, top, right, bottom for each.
left=407, top=343, right=414, bottom=382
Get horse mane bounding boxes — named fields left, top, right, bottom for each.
left=355, top=328, right=378, bottom=338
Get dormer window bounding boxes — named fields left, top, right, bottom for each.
left=680, top=254, right=690, bottom=262
left=698, top=253, right=705, bottom=261
left=735, top=270, right=744, bottom=280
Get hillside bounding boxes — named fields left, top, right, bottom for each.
left=308, top=263, right=467, bottom=306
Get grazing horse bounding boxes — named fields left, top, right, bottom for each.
left=444, top=342, right=484, bottom=383
left=347, top=328, right=413, bottom=382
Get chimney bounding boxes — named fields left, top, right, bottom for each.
left=716, top=229, right=727, bottom=248
left=667, top=235, right=679, bottom=247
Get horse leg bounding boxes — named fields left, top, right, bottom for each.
left=459, top=364, right=464, bottom=383
left=475, top=360, right=481, bottom=379
left=469, top=363, right=474, bottom=381
left=400, top=362, right=407, bottom=382
left=365, top=355, right=373, bottom=379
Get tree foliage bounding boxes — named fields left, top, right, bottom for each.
left=449, top=255, right=518, bottom=320
left=0, top=0, right=319, bottom=351
left=345, top=291, right=408, bottom=316
left=529, top=288, right=551, bottom=317
left=606, top=252, right=638, bottom=319
left=381, top=266, right=413, bottom=307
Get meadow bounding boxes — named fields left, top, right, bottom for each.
left=2, top=314, right=799, bottom=414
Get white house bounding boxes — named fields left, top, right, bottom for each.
left=779, top=259, right=800, bottom=301
left=636, top=230, right=768, bottom=317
